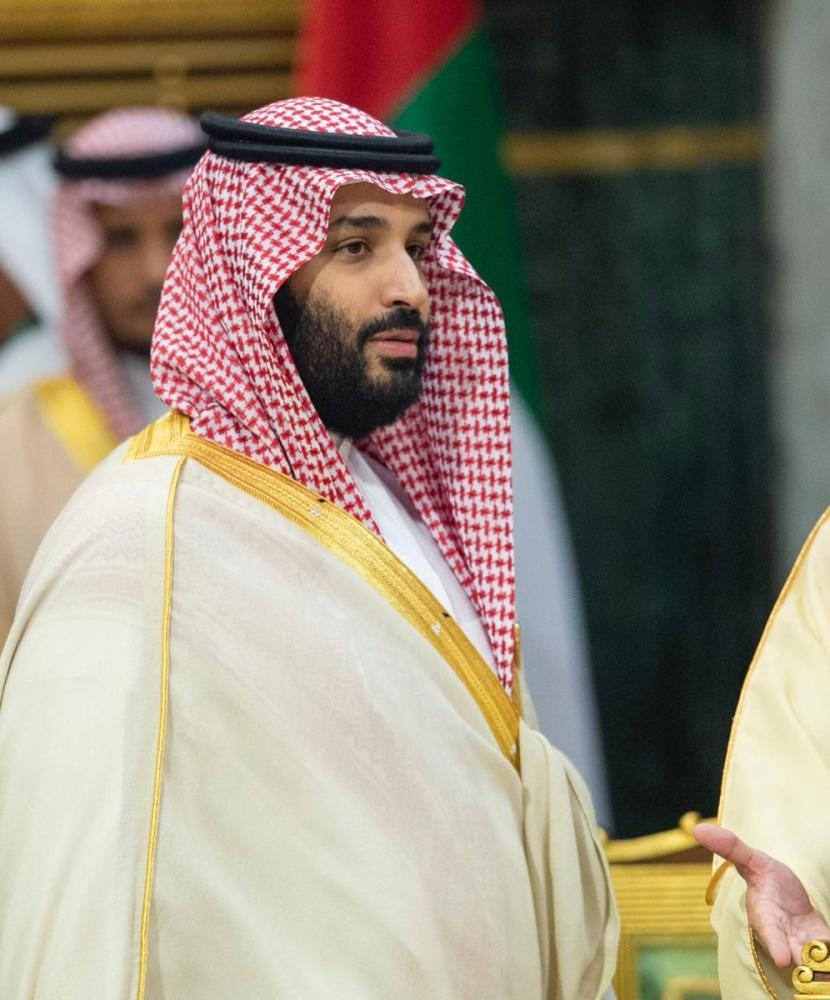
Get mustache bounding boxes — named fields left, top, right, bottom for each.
left=357, top=308, right=430, bottom=348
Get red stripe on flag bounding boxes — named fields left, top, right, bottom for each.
left=294, top=0, right=480, bottom=121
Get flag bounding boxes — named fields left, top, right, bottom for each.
left=295, top=0, right=610, bottom=822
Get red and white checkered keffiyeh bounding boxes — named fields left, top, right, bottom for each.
left=54, top=106, right=203, bottom=439
left=152, top=97, right=517, bottom=691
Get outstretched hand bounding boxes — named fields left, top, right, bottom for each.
left=693, top=823, right=830, bottom=967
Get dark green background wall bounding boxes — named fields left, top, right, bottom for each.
left=487, top=0, right=771, bottom=836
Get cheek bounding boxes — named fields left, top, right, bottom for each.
left=87, top=253, right=141, bottom=310
left=307, top=269, right=369, bottom=318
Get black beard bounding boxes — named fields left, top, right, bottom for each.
left=274, top=284, right=430, bottom=440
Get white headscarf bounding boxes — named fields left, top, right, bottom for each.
left=0, top=108, right=60, bottom=328
left=0, top=108, right=63, bottom=396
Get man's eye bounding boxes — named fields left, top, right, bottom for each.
left=337, top=240, right=369, bottom=256
left=408, top=243, right=428, bottom=261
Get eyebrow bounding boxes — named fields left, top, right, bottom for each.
left=329, top=214, right=433, bottom=236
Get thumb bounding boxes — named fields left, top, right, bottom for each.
left=693, top=823, right=760, bottom=880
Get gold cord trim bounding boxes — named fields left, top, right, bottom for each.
left=716, top=513, right=830, bottom=1000
left=748, top=919, right=780, bottom=1000
left=34, top=375, right=117, bottom=471
left=136, top=454, right=185, bottom=999
left=718, top=507, right=830, bottom=821
left=127, top=413, right=520, bottom=768
left=705, top=859, right=733, bottom=906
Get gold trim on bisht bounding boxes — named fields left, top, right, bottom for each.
left=127, top=411, right=521, bottom=769
left=717, top=507, right=830, bottom=822
left=136, top=455, right=185, bottom=1000
left=34, top=375, right=117, bottom=471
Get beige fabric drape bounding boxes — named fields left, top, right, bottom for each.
left=0, top=379, right=100, bottom=643
left=712, top=509, right=830, bottom=999
left=0, top=427, right=617, bottom=999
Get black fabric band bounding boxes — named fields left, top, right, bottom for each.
left=200, top=110, right=441, bottom=174
left=53, top=141, right=206, bottom=180
left=0, top=115, right=56, bottom=157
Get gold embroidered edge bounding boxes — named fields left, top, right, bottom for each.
left=712, top=511, right=830, bottom=1000
left=34, top=375, right=117, bottom=471
left=136, top=454, right=185, bottom=999
left=126, top=413, right=521, bottom=768
left=717, top=506, right=830, bottom=820
left=748, top=918, right=780, bottom=1000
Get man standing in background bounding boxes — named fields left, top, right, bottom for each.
left=0, top=105, right=204, bottom=644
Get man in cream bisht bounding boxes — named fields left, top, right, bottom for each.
left=0, top=106, right=204, bottom=644
left=0, top=98, right=617, bottom=999
left=692, top=510, right=830, bottom=998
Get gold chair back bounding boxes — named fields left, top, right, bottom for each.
left=604, top=812, right=720, bottom=1000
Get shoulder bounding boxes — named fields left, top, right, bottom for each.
left=0, top=383, right=81, bottom=540
left=18, top=445, right=184, bottom=605
left=0, top=376, right=113, bottom=473
left=758, top=507, right=830, bottom=648
left=0, top=382, right=42, bottom=435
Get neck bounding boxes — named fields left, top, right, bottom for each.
left=110, top=337, right=152, bottom=361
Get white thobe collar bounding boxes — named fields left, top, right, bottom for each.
left=337, top=437, right=496, bottom=675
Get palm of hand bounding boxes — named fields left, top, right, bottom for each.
left=744, top=852, right=830, bottom=967
left=693, top=823, right=830, bottom=967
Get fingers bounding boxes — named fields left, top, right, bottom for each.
left=752, top=914, right=800, bottom=967
left=788, top=933, right=806, bottom=968
left=765, top=920, right=795, bottom=967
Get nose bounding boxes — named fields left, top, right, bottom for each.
left=140, top=230, right=174, bottom=288
left=379, top=250, right=429, bottom=316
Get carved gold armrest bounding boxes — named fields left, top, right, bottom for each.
left=794, top=940, right=830, bottom=998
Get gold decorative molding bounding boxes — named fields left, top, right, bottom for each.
left=502, top=123, right=764, bottom=176
left=0, top=0, right=299, bottom=116
left=0, top=0, right=298, bottom=41
left=607, top=814, right=719, bottom=1000
left=794, top=940, right=830, bottom=999
left=604, top=811, right=709, bottom=864
left=611, top=864, right=715, bottom=937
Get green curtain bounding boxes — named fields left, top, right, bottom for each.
left=487, top=0, right=770, bottom=835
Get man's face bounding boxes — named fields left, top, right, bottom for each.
left=275, top=182, right=432, bottom=440
left=85, top=194, right=182, bottom=356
